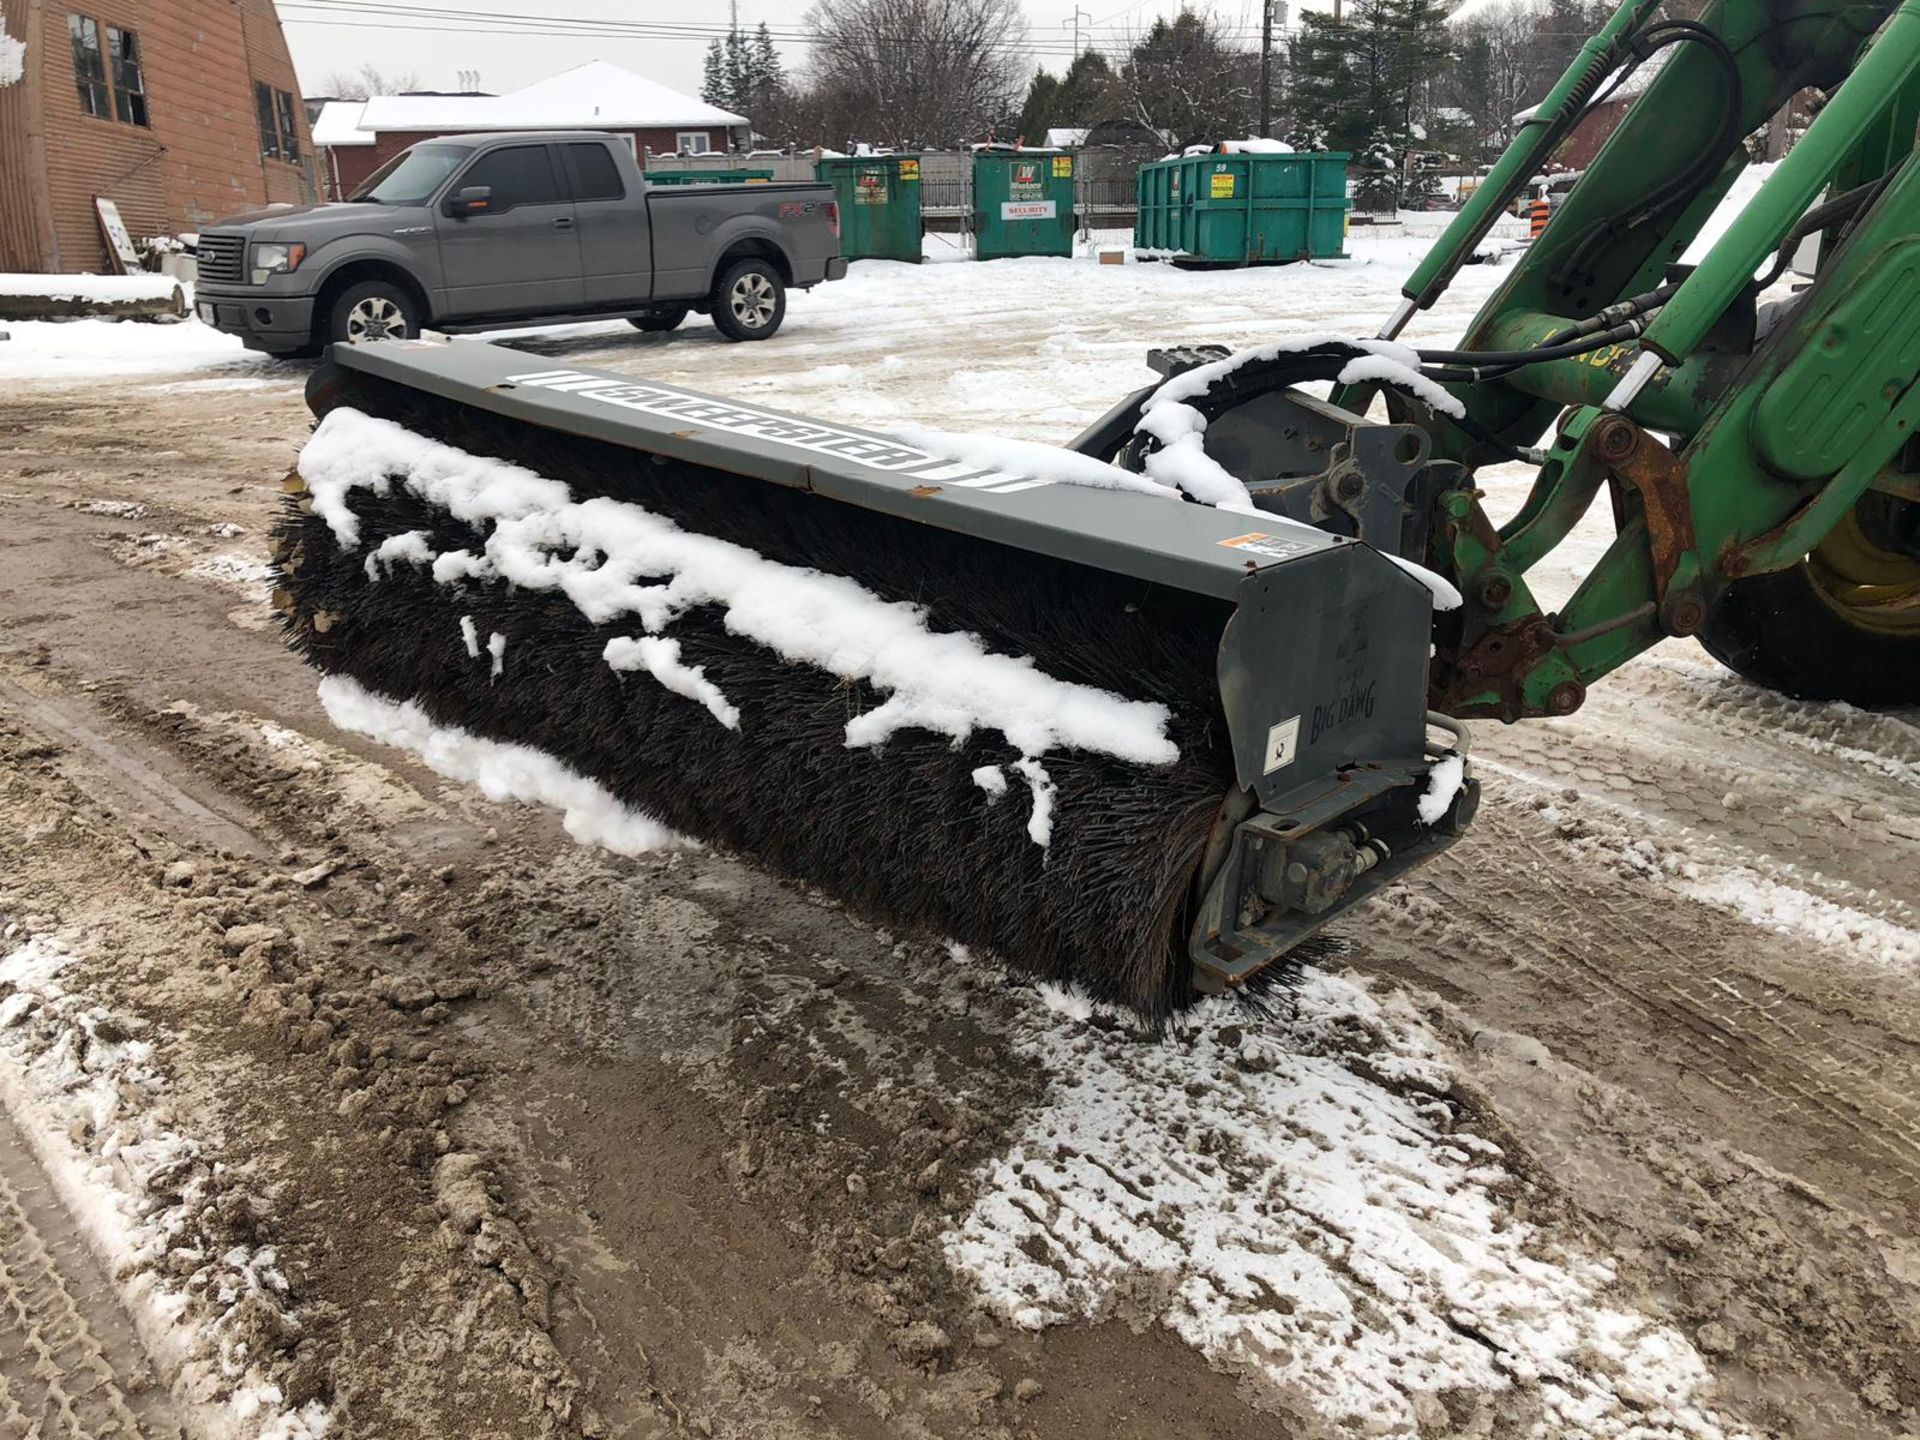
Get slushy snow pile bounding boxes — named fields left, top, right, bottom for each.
left=0, top=932, right=332, bottom=1440
left=945, top=967, right=1736, bottom=1438
left=0, top=272, right=181, bottom=302
left=300, top=408, right=1178, bottom=851
left=318, top=674, right=691, bottom=856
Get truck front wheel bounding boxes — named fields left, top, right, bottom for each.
left=710, top=259, right=785, bottom=341
left=326, top=279, right=421, bottom=347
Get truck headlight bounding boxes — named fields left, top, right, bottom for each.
left=250, top=242, right=306, bottom=284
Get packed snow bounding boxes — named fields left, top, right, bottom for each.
left=298, top=408, right=1181, bottom=779
left=318, top=674, right=691, bottom=856
left=1418, top=751, right=1468, bottom=824
left=945, top=967, right=1736, bottom=1437
left=0, top=933, right=332, bottom=1439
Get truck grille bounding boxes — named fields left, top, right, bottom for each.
left=196, top=232, right=246, bottom=284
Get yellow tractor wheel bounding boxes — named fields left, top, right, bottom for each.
left=1698, top=493, right=1920, bottom=704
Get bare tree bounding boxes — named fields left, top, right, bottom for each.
left=798, top=0, right=1028, bottom=147
left=321, top=64, right=421, bottom=100
left=1119, top=10, right=1258, bottom=147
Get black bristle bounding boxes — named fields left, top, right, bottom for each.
left=278, top=374, right=1273, bottom=1021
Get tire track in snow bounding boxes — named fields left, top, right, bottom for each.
left=0, top=1106, right=178, bottom=1438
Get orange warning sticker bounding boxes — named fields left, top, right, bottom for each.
left=1218, top=531, right=1316, bottom=561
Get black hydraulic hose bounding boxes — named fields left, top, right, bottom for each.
left=1551, top=22, right=1746, bottom=286
left=1411, top=319, right=1647, bottom=370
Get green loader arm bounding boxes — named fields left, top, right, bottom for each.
left=1365, top=0, right=1920, bottom=717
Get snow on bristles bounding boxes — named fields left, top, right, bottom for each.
left=319, top=675, right=691, bottom=856
left=603, top=635, right=739, bottom=731
left=298, top=408, right=1179, bottom=775
left=0, top=935, right=332, bottom=1439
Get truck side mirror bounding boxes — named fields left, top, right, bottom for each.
left=445, top=185, right=493, bottom=218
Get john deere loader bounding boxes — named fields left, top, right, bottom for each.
left=274, top=0, right=1920, bottom=1020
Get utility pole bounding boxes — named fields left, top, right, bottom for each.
left=1259, top=0, right=1273, bottom=137
left=1064, top=7, right=1092, bottom=55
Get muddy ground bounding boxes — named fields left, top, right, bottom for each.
left=1, top=323, right=1918, bottom=1440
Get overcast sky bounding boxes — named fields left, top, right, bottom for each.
left=277, top=0, right=1276, bottom=100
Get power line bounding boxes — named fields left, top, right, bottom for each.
left=277, top=0, right=1291, bottom=48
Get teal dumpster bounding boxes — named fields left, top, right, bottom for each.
left=814, top=154, right=923, bottom=262
left=646, top=169, right=776, bottom=186
left=1135, top=151, right=1350, bottom=265
left=972, top=149, right=1075, bottom=259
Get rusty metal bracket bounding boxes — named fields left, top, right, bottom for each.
left=1588, top=414, right=1704, bottom=634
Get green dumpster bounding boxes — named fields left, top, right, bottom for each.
left=646, top=169, right=776, bottom=186
left=972, top=149, right=1075, bottom=260
left=1134, top=151, right=1350, bottom=266
left=814, top=154, right=923, bottom=262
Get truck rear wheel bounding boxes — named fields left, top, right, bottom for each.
left=1698, top=494, right=1920, bottom=704
left=326, top=279, right=420, bottom=347
left=627, top=305, right=689, bottom=333
left=710, top=259, right=785, bottom=342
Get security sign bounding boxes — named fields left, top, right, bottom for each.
left=1001, top=201, right=1057, bottom=220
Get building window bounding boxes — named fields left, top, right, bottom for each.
left=675, top=131, right=712, bottom=155
left=254, top=81, right=301, bottom=163
left=275, top=89, right=301, bottom=163
left=107, top=27, right=147, bottom=127
left=68, top=14, right=110, bottom=118
left=256, top=82, right=281, bottom=160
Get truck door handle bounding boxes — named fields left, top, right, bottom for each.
left=553, top=216, right=575, bottom=230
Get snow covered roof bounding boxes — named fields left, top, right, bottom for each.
left=357, top=61, right=746, bottom=135
left=312, top=100, right=374, bottom=148
left=1044, top=128, right=1090, bottom=148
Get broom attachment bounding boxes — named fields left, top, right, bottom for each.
left=276, top=341, right=1475, bottom=1019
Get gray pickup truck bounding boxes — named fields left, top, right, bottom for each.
left=193, top=131, right=846, bottom=356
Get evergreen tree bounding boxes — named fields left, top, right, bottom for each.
left=723, top=27, right=751, bottom=111
left=1018, top=69, right=1061, bottom=142
left=1054, top=51, right=1116, bottom=125
left=701, top=38, right=728, bottom=108
left=748, top=23, right=785, bottom=109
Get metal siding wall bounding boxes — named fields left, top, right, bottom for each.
left=0, top=0, right=51, bottom=269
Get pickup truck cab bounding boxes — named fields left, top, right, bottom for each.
left=194, top=131, right=846, bottom=356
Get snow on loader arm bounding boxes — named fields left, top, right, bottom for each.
left=273, top=341, right=1474, bottom=1019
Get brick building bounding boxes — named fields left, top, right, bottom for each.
left=312, top=60, right=749, bottom=199
left=0, top=0, right=315, bottom=272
